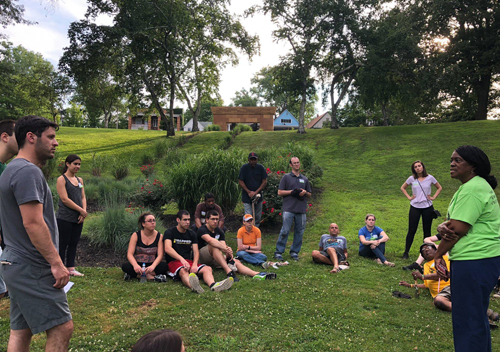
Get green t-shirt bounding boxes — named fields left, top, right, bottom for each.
left=447, top=176, right=500, bottom=261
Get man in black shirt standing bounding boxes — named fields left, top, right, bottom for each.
left=197, top=210, right=276, bottom=281
left=164, top=210, right=233, bottom=293
left=238, top=152, right=267, bottom=227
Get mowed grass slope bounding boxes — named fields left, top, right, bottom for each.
left=1, top=121, right=500, bottom=351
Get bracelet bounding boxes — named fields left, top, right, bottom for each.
left=248, top=246, right=250, bottom=250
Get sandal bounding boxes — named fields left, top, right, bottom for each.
left=339, top=261, right=350, bottom=266
left=69, top=269, right=84, bottom=277
left=384, top=261, right=395, bottom=267
left=330, top=267, right=341, bottom=274
left=392, top=291, right=412, bottom=299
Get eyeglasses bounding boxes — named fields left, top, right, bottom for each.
left=145, top=219, right=156, bottom=223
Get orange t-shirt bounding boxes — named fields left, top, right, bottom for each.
left=237, top=226, right=261, bottom=246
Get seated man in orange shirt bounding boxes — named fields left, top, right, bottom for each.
left=236, top=214, right=270, bottom=269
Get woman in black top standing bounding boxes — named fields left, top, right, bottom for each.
left=56, top=154, right=87, bottom=276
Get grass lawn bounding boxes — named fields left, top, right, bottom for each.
left=1, top=121, right=500, bottom=351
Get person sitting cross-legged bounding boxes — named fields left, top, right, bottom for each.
left=197, top=210, right=276, bottom=281
left=358, top=213, right=395, bottom=267
left=311, top=223, right=348, bottom=274
left=164, top=210, right=233, bottom=293
left=236, top=214, right=271, bottom=269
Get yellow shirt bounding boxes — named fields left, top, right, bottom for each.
left=423, top=255, right=450, bottom=298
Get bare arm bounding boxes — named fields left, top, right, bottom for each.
left=359, top=235, right=374, bottom=246
left=434, top=219, right=470, bottom=279
left=126, top=232, right=142, bottom=274
left=146, top=233, right=164, bottom=274
left=400, top=182, right=414, bottom=201
left=20, top=201, right=69, bottom=288
left=165, top=239, right=190, bottom=268
left=428, top=181, right=443, bottom=201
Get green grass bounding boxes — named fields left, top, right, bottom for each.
left=2, top=121, right=500, bottom=351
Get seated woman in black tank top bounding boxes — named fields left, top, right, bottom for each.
left=122, top=212, right=168, bottom=281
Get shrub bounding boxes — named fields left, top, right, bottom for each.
left=139, top=152, right=155, bottom=166
left=167, top=148, right=244, bottom=214
left=140, top=164, right=155, bottom=177
left=206, top=124, right=220, bottom=131
left=153, top=138, right=175, bottom=160
left=84, top=202, right=165, bottom=255
left=91, top=153, right=106, bottom=177
left=111, top=157, right=131, bottom=180
left=231, top=124, right=252, bottom=137
left=134, top=177, right=170, bottom=210
left=161, top=148, right=186, bottom=168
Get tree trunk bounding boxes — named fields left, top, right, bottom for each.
left=297, top=90, right=307, bottom=133
left=381, top=103, right=388, bottom=126
left=474, top=73, right=491, bottom=120
left=141, top=69, right=173, bottom=135
left=330, top=67, right=358, bottom=129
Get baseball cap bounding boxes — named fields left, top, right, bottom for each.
left=248, top=152, right=258, bottom=159
left=243, top=214, right=253, bottom=222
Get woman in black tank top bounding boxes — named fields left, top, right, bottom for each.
left=122, top=212, right=168, bottom=281
left=56, top=154, right=87, bottom=277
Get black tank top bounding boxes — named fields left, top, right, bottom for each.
left=133, top=231, right=161, bottom=264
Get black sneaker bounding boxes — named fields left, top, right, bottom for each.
left=402, top=252, right=409, bottom=259
left=402, top=262, right=423, bottom=274
left=227, top=270, right=240, bottom=282
left=274, top=253, right=284, bottom=261
left=124, top=273, right=132, bottom=281
left=154, top=274, right=167, bottom=283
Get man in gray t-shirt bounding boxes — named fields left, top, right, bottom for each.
left=312, top=223, right=348, bottom=273
left=0, top=116, right=73, bottom=351
left=274, top=157, right=311, bottom=261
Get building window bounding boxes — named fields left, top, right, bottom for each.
left=282, top=119, right=291, bottom=124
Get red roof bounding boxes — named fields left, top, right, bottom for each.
left=306, top=112, right=329, bottom=129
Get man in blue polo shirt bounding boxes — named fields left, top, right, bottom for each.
left=274, top=157, right=311, bottom=261
left=238, top=152, right=268, bottom=227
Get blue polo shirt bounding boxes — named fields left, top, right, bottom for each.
left=279, top=172, right=311, bottom=213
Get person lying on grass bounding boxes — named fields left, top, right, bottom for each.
left=164, top=210, right=233, bottom=293
left=311, top=223, right=348, bottom=273
left=400, top=242, right=452, bottom=311
left=358, top=214, right=395, bottom=267
left=197, top=210, right=277, bottom=281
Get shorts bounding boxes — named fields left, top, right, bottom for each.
left=199, top=246, right=225, bottom=268
left=320, top=247, right=346, bottom=262
left=167, top=259, right=205, bottom=277
left=1, top=255, right=72, bottom=334
left=436, top=285, right=452, bottom=301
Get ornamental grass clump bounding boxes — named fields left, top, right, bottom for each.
left=167, top=148, right=243, bottom=214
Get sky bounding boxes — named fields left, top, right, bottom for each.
left=3, top=0, right=327, bottom=116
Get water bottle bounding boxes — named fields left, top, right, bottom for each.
left=140, top=263, right=146, bottom=283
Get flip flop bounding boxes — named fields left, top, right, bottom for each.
left=69, top=270, right=84, bottom=277
left=330, top=267, right=341, bottom=274
left=392, top=291, right=412, bottom=299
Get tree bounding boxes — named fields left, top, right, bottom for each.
left=231, top=88, right=258, bottom=107
left=183, top=96, right=224, bottom=122
left=251, top=65, right=317, bottom=120
left=412, top=0, right=500, bottom=120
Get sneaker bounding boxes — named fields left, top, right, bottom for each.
left=227, top=259, right=238, bottom=272
left=211, top=277, right=234, bottom=292
left=290, top=253, right=299, bottom=261
left=338, top=264, right=350, bottom=270
left=274, top=253, right=283, bottom=261
left=402, top=252, right=409, bottom=259
left=253, top=272, right=277, bottom=280
left=124, top=273, right=132, bottom=281
left=227, top=270, right=240, bottom=282
left=488, top=309, right=499, bottom=321
left=402, top=262, right=424, bottom=274
left=154, top=274, right=167, bottom=283
left=189, top=273, right=204, bottom=294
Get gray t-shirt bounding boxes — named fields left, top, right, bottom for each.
left=279, top=172, right=312, bottom=213
left=319, top=234, right=347, bottom=251
left=0, top=158, right=58, bottom=267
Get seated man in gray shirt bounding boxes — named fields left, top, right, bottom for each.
left=312, top=223, right=348, bottom=273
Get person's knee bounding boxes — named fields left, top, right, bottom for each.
left=199, top=266, right=212, bottom=275
left=48, top=320, right=74, bottom=339
left=433, top=297, right=451, bottom=311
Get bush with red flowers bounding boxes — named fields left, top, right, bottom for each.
left=140, top=164, right=155, bottom=177
left=134, top=178, right=170, bottom=210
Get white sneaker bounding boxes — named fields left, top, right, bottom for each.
left=189, top=273, right=204, bottom=294
left=211, top=277, right=234, bottom=292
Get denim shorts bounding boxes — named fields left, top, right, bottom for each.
left=1, top=254, right=72, bottom=334
left=320, top=248, right=346, bottom=262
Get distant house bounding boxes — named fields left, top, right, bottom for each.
left=274, top=109, right=299, bottom=130
left=211, top=107, right=276, bottom=131
left=306, top=112, right=332, bottom=129
left=183, top=118, right=212, bottom=131
left=128, top=109, right=183, bottom=130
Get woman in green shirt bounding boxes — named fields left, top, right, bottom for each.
left=434, top=145, right=500, bottom=352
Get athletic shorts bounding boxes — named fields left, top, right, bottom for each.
left=199, top=246, right=225, bottom=268
left=167, top=259, right=205, bottom=277
left=1, top=254, right=72, bottom=334
left=320, top=247, right=346, bottom=262
left=436, top=285, right=452, bottom=301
